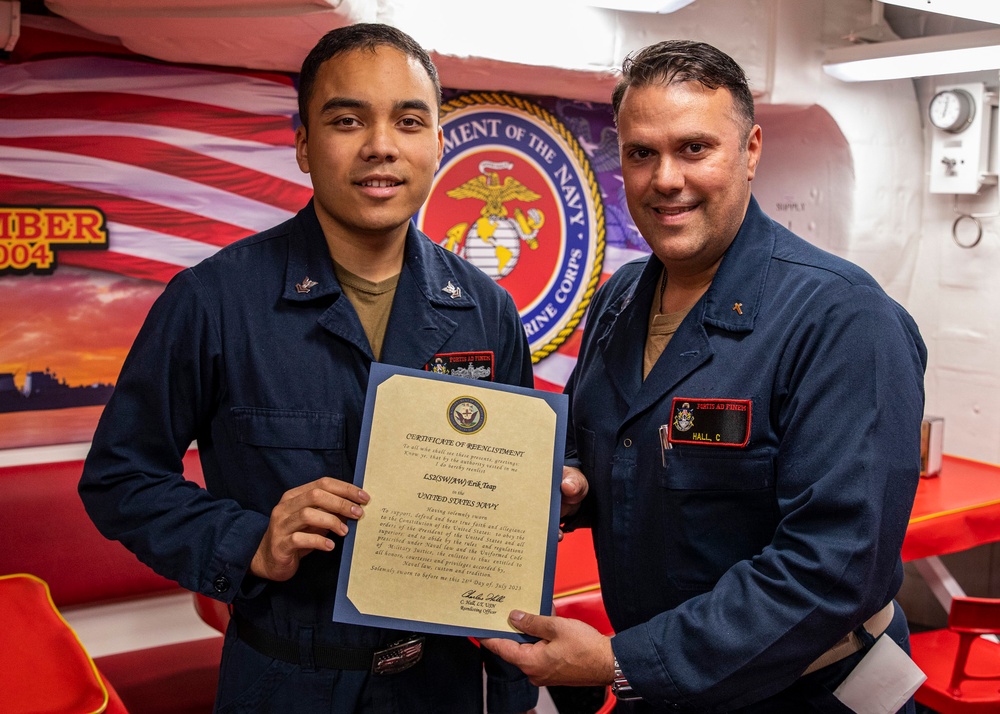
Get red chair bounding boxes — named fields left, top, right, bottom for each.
left=910, top=595, right=1000, bottom=713
left=0, top=573, right=129, bottom=714
left=553, top=588, right=616, bottom=713
left=553, top=588, right=614, bottom=636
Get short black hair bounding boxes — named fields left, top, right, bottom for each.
left=298, top=23, right=441, bottom=130
left=611, top=39, right=754, bottom=137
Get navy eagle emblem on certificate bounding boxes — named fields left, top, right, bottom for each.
left=449, top=396, right=486, bottom=435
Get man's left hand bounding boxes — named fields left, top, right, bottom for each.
left=480, top=611, right=615, bottom=687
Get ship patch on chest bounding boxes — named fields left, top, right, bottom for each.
left=668, top=397, right=752, bottom=447
left=425, top=351, right=495, bottom=381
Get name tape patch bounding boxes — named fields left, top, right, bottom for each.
left=425, top=351, right=495, bottom=381
left=668, top=398, right=752, bottom=447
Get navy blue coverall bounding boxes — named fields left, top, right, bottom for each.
left=79, top=201, right=537, bottom=713
left=566, top=197, right=927, bottom=712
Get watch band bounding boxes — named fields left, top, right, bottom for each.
left=612, top=657, right=642, bottom=700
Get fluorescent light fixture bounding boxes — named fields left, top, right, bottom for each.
left=879, top=0, right=1000, bottom=26
left=586, top=0, right=697, bottom=12
left=823, top=28, right=1000, bottom=81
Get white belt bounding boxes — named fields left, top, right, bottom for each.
left=802, top=601, right=895, bottom=676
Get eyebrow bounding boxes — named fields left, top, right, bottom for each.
left=318, top=97, right=434, bottom=116
left=397, top=99, right=434, bottom=114
left=621, top=130, right=719, bottom=149
left=619, top=139, right=648, bottom=152
left=673, top=131, right=718, bottom=145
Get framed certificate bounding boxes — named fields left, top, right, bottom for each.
left=333, top=362, right=566, bottom=642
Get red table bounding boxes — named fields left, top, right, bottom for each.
left=903, top=455, right=1000, bottom=614
left=904, top=455, right=1000, bottom=562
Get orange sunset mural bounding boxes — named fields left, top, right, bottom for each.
left=0, top=270, right=161, bottom=447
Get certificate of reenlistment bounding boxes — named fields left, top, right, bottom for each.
left=333, top=362, right=566, bottom=642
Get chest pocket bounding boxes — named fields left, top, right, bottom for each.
left=232, top=408, right=349, bottom=485
left=658, top=448, right=778, bottom=590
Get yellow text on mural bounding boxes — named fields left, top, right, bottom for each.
left=0, top=207, right=108, bottom=272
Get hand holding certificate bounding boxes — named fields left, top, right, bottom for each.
left=333, top=363, right=566, bottom=641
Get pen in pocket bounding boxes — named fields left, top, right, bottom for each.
left=659, top=424, right=672, bottom=467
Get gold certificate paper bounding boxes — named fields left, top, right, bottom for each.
left=333, top=363, right=566, bottom=641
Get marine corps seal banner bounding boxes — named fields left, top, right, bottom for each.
left=334, top=363, right=567, bottom=641
left=417, top=92, right=606, bottom=365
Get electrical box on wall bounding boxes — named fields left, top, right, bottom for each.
left=927, top=82, right=997, bottom=195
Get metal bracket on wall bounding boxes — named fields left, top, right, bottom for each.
left=951, top=77, right=1000, bottom=249
left=952, top=195, right=999, bottom=249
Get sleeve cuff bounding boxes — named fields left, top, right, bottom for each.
left=612, top=625, right=686, bottom=708
left=206, top=509, right=269, bottom=603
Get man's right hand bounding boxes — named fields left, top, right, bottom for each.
left=251, top=477, right=370, bottom=582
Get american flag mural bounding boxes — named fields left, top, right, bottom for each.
left=0, top=22, right=309, bottom=283
left=0, top=18, right=647, bottom=447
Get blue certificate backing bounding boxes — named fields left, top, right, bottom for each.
left=332, top=362, right=567, bottom=642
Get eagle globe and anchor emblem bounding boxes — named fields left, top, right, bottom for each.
left=418, top=92, right=605, bottom=363
left=441, top=160, right=545, bottom=280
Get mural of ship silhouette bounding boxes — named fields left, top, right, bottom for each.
left=0, top=368, right=115, bottom=413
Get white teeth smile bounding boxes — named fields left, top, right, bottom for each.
left=361, top=179, right=399, bottom=188
left=656, top=206, right=693, bottom=215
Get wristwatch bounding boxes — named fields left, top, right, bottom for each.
left=612, top=657, right=642, bottom=701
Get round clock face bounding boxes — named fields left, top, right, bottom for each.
left=929, top=89, right=975, bottom=133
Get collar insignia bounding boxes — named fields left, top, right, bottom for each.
left=295, top=276, right=318, bottom=294
left=441, top=281, right=462, bottom=299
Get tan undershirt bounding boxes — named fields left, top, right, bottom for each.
left=644, top=270, right=693, bottom=379
left=334, top=263, right=399, bottom=361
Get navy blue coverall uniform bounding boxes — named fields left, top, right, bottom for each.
left=566, top=197, right=927, bottom=712
left=79, top=201, right=538, bottom=713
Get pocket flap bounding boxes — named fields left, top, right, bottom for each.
left=232, top=408, right=345, bottom=450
